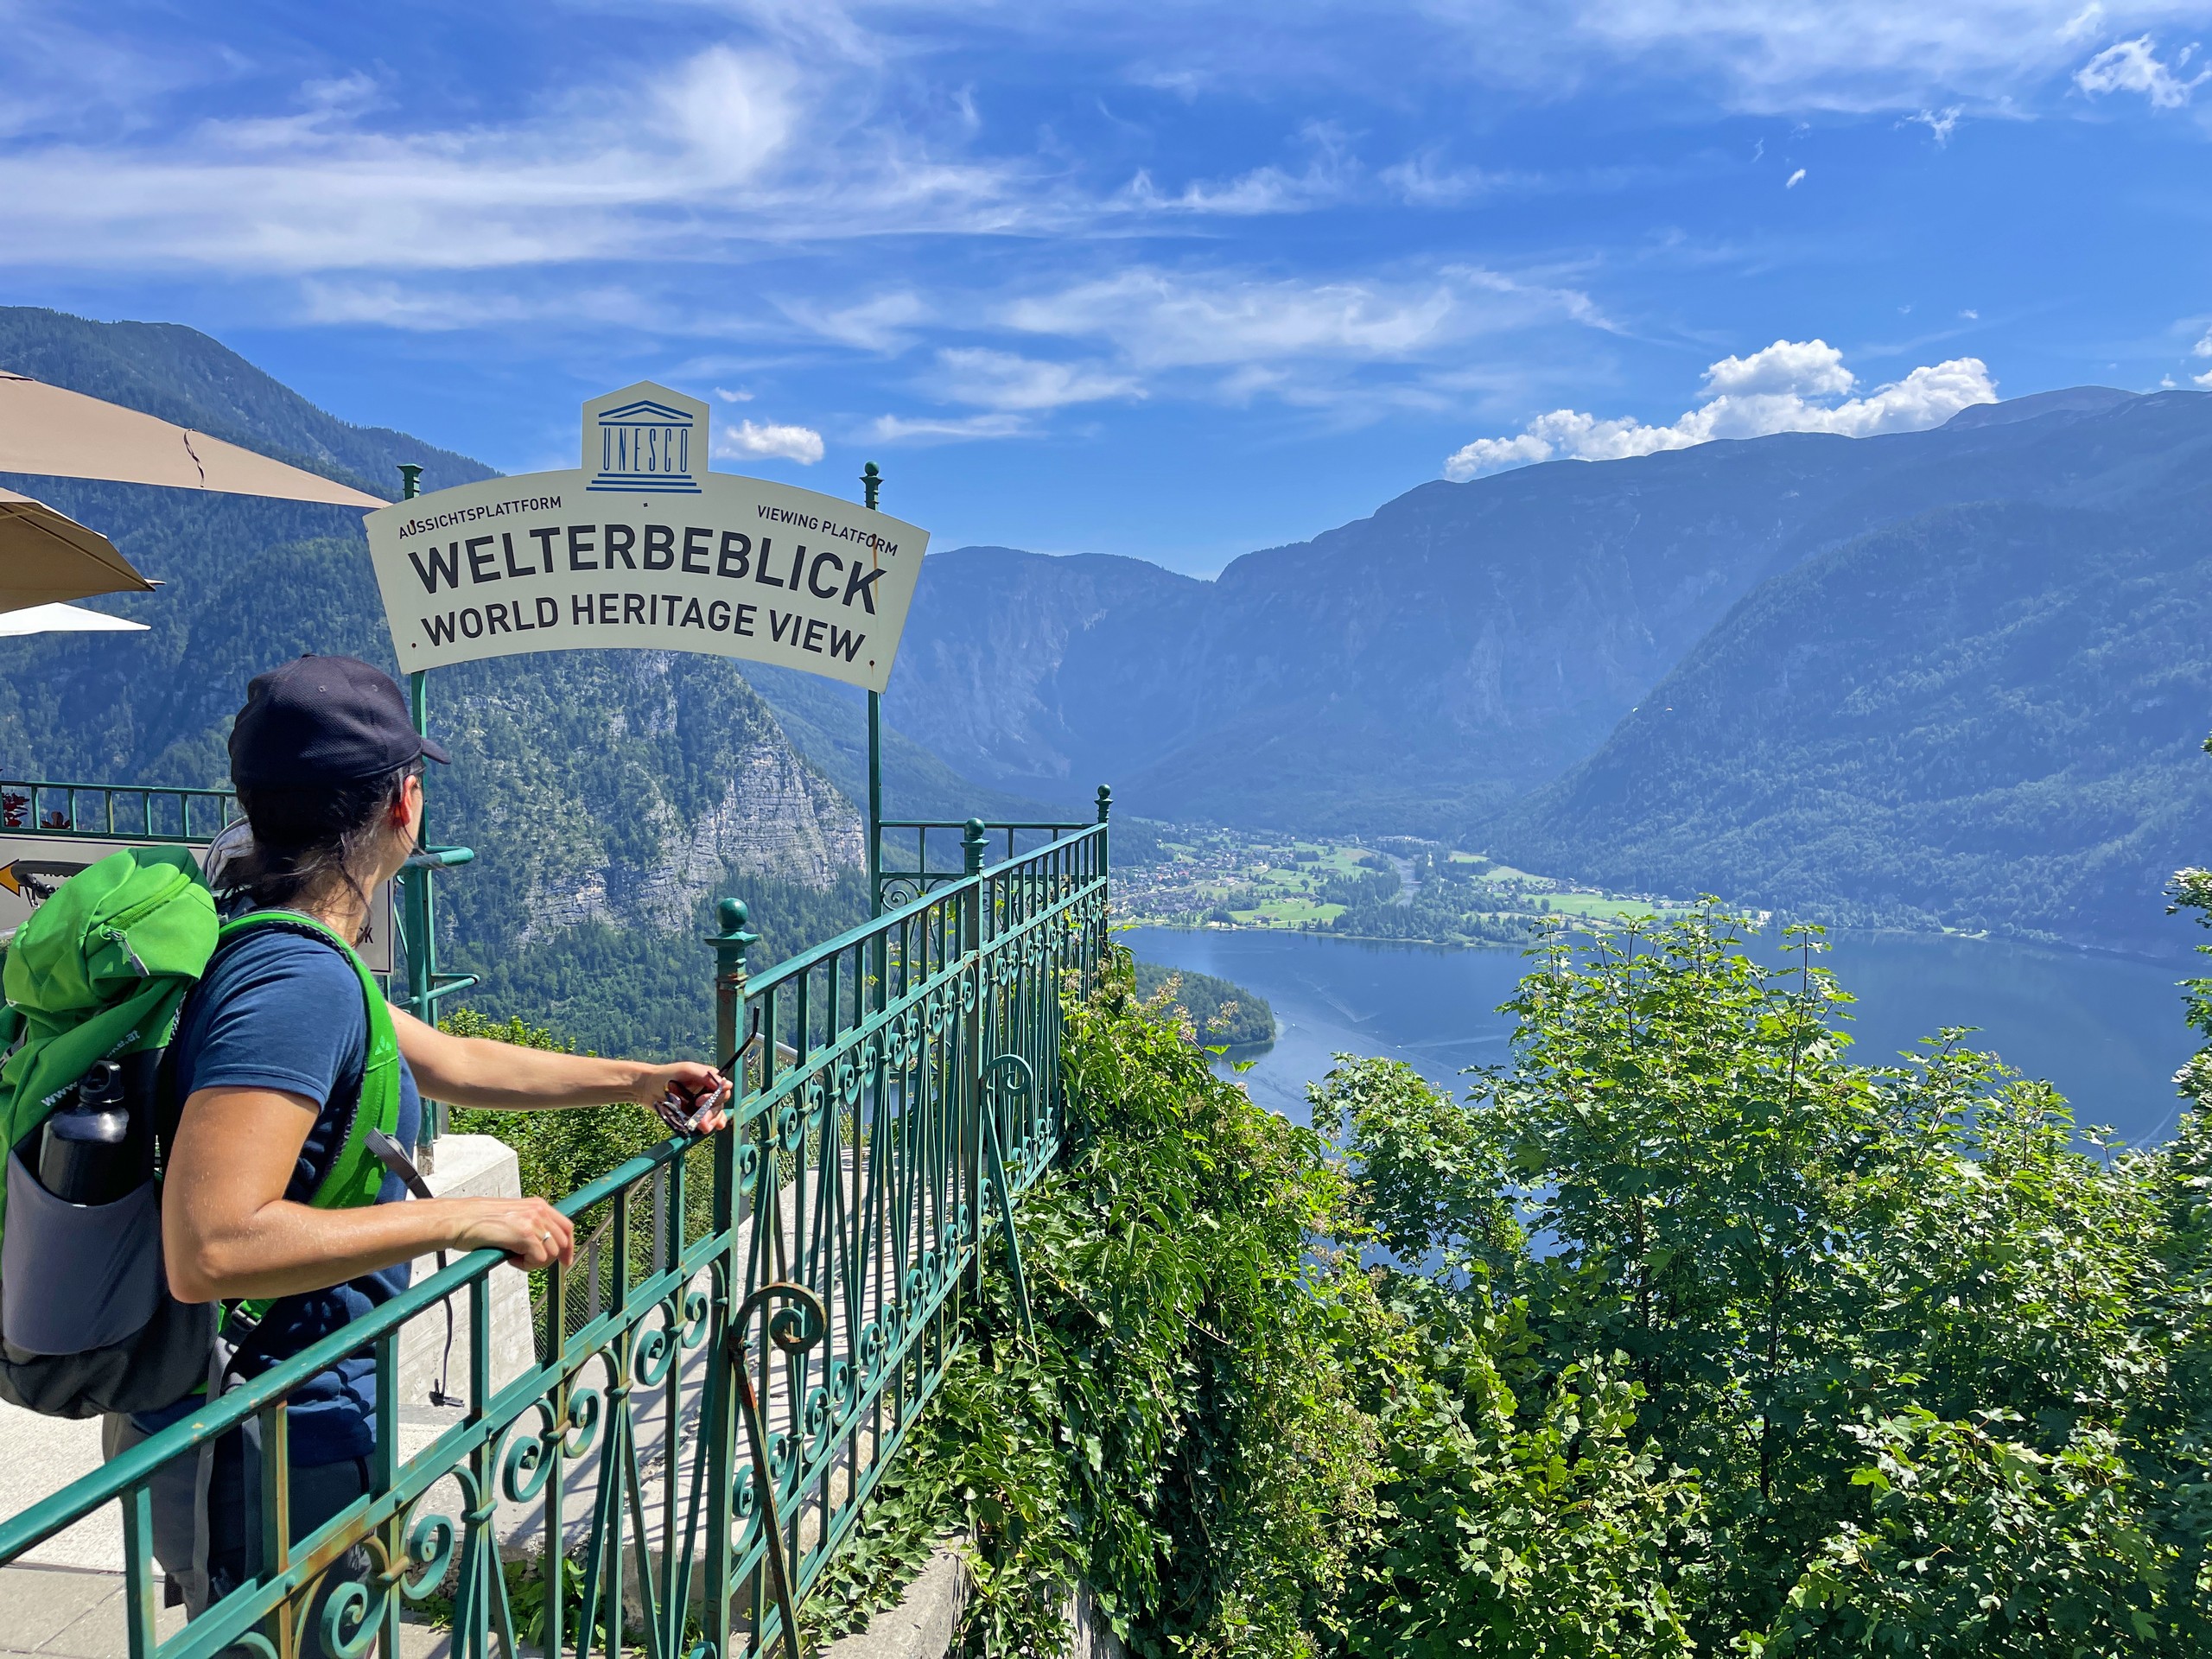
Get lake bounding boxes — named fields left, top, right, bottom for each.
left=1121, top=925, right=2203, bottom=1147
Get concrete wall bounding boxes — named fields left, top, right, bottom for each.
left=393, top=1133, right=537, bottom=1410
left=821, top=1548, right=1126, bottom=1659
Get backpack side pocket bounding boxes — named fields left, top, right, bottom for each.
left=2, top=1153, right=163, bottom=1355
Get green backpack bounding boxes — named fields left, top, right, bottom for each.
left=0, top=845, right=402, bottom=1418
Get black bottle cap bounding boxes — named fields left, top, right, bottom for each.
left=79, top=1059, right=124, bottom=1109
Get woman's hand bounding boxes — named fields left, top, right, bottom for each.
left=451, top=1197, right=576, bottom=1270
left=393, top=1006, right=738, bottom=1122
left=628, top=1061, right=734, bottom=1135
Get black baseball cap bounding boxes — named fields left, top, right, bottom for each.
left=229, top=655, right=450, bottom=789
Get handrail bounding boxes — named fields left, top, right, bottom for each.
left=0, top=777, right=239, bottom=842
left=874, top=785, right=1109, bottom=913
left=0, top=814, right=1111, bottom=1659
left=879, top=818, right=1090, bottom=830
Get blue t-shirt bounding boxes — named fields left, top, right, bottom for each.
left=137, top=921, right=422, bottom=1465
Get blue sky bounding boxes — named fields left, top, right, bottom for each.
left=4, top=1, right=2212, bottom=572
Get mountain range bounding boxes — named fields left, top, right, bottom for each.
left=877, top=386, right=2212, bottom=956
left=4, top=302, right=2209, bottom=990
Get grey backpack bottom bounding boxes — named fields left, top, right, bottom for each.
left=0, top=1153, right=214, bottom=1418
left=0, top=1290, right=215, bottom=1417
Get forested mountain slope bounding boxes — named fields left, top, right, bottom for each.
left=1497, top=480, right=2212, bottom=957
left=887, top=549, right=1210, bottom=809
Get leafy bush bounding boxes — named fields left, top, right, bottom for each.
left=919, top=950, right=1375, bottom=1656
left=1313, top=907, right=2212, bottom=1654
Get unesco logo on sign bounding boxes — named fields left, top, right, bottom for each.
left=582, top=382, right=710, bottom=494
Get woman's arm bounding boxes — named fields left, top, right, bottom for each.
left=163, top=1085, right=576, bottom=1303
left=388, top=1006, right=729, bottom=1128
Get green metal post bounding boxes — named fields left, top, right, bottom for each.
left=395, top=464, right=448, bottom=1159
left=711, top=898, right=757, bottom=1071
left=962, top=818, right=987, bottom=1295
left=704, top=897, right=755, bottom=1653
left=862, top=461, right=884, bottom=915
left=1095, top=785, right=1112, bottom=963
left=867, top=693, right=882, bottom=915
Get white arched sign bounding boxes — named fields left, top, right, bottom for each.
left=363, top=383, right=930, bottom=695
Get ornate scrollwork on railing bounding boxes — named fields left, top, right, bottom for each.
left=728, top=1281, right=830, bottom=1659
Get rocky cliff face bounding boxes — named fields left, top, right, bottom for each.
left=452, top=661, right=862, bottom=950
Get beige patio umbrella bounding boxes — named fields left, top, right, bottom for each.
left=0, top=372, right=382, bottom=508
left=0, top=486, right=160, bottom=613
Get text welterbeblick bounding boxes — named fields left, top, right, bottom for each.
left=404, top=525, right=888, bottom=614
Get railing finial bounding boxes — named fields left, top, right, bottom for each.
left=962, top=817, right=988, bottom=876
left=397, top=462, right=423, bottom=499
left=712, top=898, right=759, bottom=978
left=1095, top=784, right=1112, bottom=823
left=710, top=899, right=760, bottom=1071
left=861, top=461, right=881, bottom=512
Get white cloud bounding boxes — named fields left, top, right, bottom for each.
left=1117, top=162, right=1339, bottom=216
left=714, top=386, right=754, bottom=403
left=934, top=348, right=1140, bottom=410
left=1467, top=1, right=2212, bottom=113
left=1124, top=64, right=1211, bottom=99
left=1786, top=167, right=1807, bottom=187
left=296, top=279, right=642, bottom=331
left=1378, top=149, right=1514, bottom=205
left=2074, top=34, right=2210, bottom=105
left=0, top=37, right=1033, bottom=276
left=1904, top=105, right=1964, bottom=140
left=716, top=419, right=824, bottom=464
left=658, top=47, right=797, bottom=184
left=1003, top=265, right=1599, bottom=374
left=0, top=45, right=823, bottom=274
left=781, top=291, right=931, bottom=352
left=1701, top=337, right=1858, bottom=396
left=868, top=411, right=1031, bottom=443
left=2189, top=326, right=2212, bottom=384
left=1116, top=124, right=1356, bottom=217
left=2062, top=3, right=2109, bottom=41
left=1442, top=338, right=1998, bottom=480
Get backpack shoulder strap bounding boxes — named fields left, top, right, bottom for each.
left=216, top=912, right=402, bottom=1215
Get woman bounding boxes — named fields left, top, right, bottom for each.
left=144, top=654, right=730, bottom=1621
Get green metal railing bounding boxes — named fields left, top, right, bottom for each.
left=874, top=787, right=1107, bottom=912
left=0, top=779, right=240, bottom=842
left=0, top=813, right=1109, bottom=1659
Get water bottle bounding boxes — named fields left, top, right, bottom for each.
left=38, top=1060, right=140, bottom=1206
